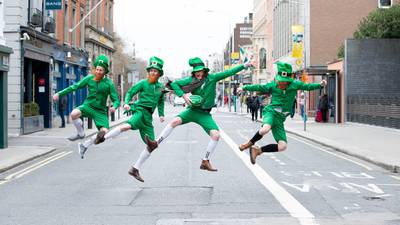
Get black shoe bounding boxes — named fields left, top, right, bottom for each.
left=128, top=167, right=144, bottom=182
left=59, top=125, right=65, bottom=128
left=94, top=130, right=106, bottom=145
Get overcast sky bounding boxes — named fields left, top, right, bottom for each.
left=114, top=0, right=253, bottom=77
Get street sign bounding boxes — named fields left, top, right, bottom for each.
left=45, top=0, right=62, bottom=10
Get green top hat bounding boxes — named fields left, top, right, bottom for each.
left=189, top=57, right=210, bottom=74
left=146, top=56, right=164, bottom=76
left=94, top=54, right=109, bottom=74
left=275, top=62, right=294, bottom=82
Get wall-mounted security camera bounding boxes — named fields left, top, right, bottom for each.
left=20, top=32, right=30, bottom=41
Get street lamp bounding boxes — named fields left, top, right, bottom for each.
left=279, top=0, right=309, bottom=131
left=205, top=9, right=233, bottom=111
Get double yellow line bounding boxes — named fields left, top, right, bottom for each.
left=0, top=151, right=72, bottom=186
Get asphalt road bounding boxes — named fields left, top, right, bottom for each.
left=1, top=105, right=399, bottom=225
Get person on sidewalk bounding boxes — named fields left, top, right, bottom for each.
left=78, top=56, right=166, bottom=181
left=237, top=62, right=326, bottom=164
left=299, top=92, right=305, bottom=119
left=249, top=92, right=260, bottom=121
left=58, top=96, right=67, bottom=128
left=129, top=57, right=254, bottom=182
left=53, top=54, right=120, bottom=146
left=319, top=93, right=329, bottom=122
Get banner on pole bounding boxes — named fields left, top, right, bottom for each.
left=291, top=25, right=304, bottom=59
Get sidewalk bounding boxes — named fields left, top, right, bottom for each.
left=217, top=106, right=400, bottom=173
left=0, top=114, right=128, bottom=173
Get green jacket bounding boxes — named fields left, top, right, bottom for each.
left=171, top=64, right=245, bottom=109
left=124, top=79, right=165, bottom=117
left=243, top=80, right=321, bottom=114
left=57, top=74, right=120, bottom=111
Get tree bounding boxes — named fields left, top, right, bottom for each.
left=112, top=34, right=148, bottom=97
left=354, top=4, right=400, bottom=39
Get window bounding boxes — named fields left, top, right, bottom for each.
left=259, top=48, right=267, bottom=70
left=72, top=7, right=76, bottom=46
left=80, top=9, right=84, bottom=47
left=97, top=0, right=101, bottom=29
left=64, top=3, right=69, bottom=43
left=109, top=3, right=113, bottom=33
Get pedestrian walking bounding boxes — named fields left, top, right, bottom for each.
left=79, top=56, right=166, bottom=182
left=299, top=92, right=305, bottom=119
left=319, top=93, right=329, bottom=122
left=58, top=96, right=67, bottom=128
left=129, top=57, right=253, bottom=182
left=249, top=92, right=260, bottom=121
left=237, top=62, right=326, bottom=164
left=52, top=55, right=120, bottom=150
left=245, top=94, right=251, bottom=113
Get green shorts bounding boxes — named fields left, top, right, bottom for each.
left=262, top=108, right=287, bottom=143
left=177, top=108, right=219, bottom=135
left=126, top=108, right=155, bottom=143
left=78, top=104, right=109, bottom=130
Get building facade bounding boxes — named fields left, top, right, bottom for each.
left=268, top=0, right=398, bottom=116
left=52, top=0, right=89, bottom=126
left=3, top=0, right=116, bottom=136
left=0, top=0, right=13, bottom=147
left=85, top=0, right=115, bottom=76
left=5, top=0, right=58, bottom=135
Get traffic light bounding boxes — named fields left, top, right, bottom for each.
left=379, top=0, right=392, bottom=8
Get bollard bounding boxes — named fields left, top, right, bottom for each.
left=88, top=117, right=93, bottom=129
left=111, top=111, right=115, bottom=122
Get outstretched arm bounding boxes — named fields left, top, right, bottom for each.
left=242, top=82, right=272, bottom=93
left=293, top=80, right=325, bottom=91
left=170, top=77, right=192, bottom=97
left=56, top=75, right=91, bottom=98
left=210, top=64, right=245, bottom=81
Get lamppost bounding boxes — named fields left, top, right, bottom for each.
left=280, top=0, right=309, bottom=131
left=205, top=9, right=234, bottom=111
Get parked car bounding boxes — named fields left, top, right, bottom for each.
left=173, top=96, right=185, bottom=107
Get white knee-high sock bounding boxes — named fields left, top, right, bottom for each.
left=203, top=139, right=218, bottom=160
left=157, top=124, right=174, bottom=144
left=82, top=136, right=96, bottom=148
left=104, top=128, right=121, bottom=140
left=73, top=118, right=84, bottom=136
left=133, top=149, right=151, bottom=169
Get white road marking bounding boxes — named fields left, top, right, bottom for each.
left=220, top=129, right=318, bottom=225
left=287, top=134, right=373, bottom=171
left=0, top=151, right=72, bottom=186
left=390, top=175, right=400, bottom=181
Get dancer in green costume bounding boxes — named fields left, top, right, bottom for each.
left=52, top=55, right=120, bottom=156
left=238, top=62, right=326, bottom=164
left=78, top=57, right=166, bottom=177
left=129, top=57, right=253, bottom=182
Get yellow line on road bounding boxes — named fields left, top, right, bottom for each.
left=0, top=151, right=72, bottom=186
